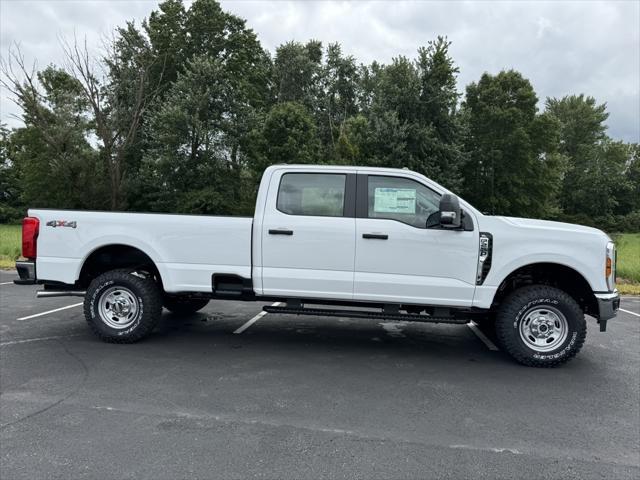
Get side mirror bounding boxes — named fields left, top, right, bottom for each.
left=439, top=193, right=461, bottom=229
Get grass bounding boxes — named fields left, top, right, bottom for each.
left=614, top=233, right=640, bottom=282
left=1, top=223, right=638, bottom=294
left=613, top=233, right=640, bottom=295
left=0, top=224, right=21, bottom=269
left=617, top=283, right=640, bottom=295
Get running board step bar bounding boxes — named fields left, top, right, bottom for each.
left=37, top=290, right=86, bottom=298
left=262, top=305, right=469, bottom=324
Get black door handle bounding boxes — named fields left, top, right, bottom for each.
left=269, top=229, right=294, bottom=235
left=362, top=233, right=388, bottom=240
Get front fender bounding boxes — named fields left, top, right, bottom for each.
left=487, top=253, right=599, bottom=291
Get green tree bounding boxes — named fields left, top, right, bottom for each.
left=626, top=144, right=640, bottom=212
left=318, top=43, right=358, bottom=159
left=461, top=70, right=564, bottom=217
left=142, top=55, right=256, bottom=214
left=272, top=41, right=362, bottom=162
left=342, top=40, right=463, bottom=188
left=249, top=102, right=320, bottom=174
left=0, top=63, right=107, bottom=210
left=144, top=0, right=187, bottom=91
left=539, top=94, right=640, bottom=230
left=415, top=37, right=464, bottom=189
left=273, top=40, right=323, bottom=106
left=546, top=95, right=622, bottom=216
left=55, top=28, right=160, bottom=210
left=133, top=0, right=273, bottom=213
left=0, top=124, right=23, bottom=221
left=185, top=0, right=271, bottom=108
left=335, top=114, right=370, bottom=164
left=104, top=22, right=163, bottom=207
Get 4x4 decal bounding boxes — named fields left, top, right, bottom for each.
left=46, top=220, right=77, bottom=228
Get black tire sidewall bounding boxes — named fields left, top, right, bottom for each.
left=85, top=271, right=160, bottom=342
left=497, top=286, right=586, bottom=366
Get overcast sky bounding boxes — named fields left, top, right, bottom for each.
left=1, top=0, right=638, bottom=142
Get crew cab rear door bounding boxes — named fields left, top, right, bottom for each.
left=260, top=169, right=357, bottom=300
left=353, top=173, right=479, bottom=307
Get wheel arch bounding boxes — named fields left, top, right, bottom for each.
left=77, top=243, right=164, bottom=289
left=491, top=262, right=598, bottom=317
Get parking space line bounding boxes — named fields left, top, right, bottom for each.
left=467, top=321, right=500, bottom=351
left=0, top=334, right=83, bottom=346
left=0, top=281, right=14, bottom=285
left=234, top=302, right=281, bottom=334
left=620, top=308, right=640, bottom=318
left=17, top=302, right=83, bottom=321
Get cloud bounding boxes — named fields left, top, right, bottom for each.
left=1, top=0, right=638, bottom=142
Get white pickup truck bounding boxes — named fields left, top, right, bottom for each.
left=15, top=164, right=619, bottom=367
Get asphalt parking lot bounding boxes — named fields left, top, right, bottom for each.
left=1, top=270, right=639, bottom=480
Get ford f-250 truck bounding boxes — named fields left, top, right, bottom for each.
left=14, top=164, right=620, bottom=367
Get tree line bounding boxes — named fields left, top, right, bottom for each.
left=1, top=0, right=638, bottom=231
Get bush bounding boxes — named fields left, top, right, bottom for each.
left=0, top=204, right=24, bottom=224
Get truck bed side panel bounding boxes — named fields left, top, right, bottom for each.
left=29, top=210, right=253, bottom=293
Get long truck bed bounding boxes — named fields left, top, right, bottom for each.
left=28, top=209, right=253, bottom=293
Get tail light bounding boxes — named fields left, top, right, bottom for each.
left=22, top=217, right=39, bottom=259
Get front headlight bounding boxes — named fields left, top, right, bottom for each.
left=606, top=241, right=616, bottom=291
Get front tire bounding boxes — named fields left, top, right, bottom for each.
left=495, top=285, right=586, bottom=367
left=84, top=269, right=162, bottom=343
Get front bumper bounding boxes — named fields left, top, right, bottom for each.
left=14, top=260, right=36, bottom=285
left=595, top=291, right=620, bottom=331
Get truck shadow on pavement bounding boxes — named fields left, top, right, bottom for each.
left=151, top=311, right=524, bottom=369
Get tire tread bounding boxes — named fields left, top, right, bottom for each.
left=84, top=269, right=162, bottom=343
left=495, top=285, right=586, bottom=367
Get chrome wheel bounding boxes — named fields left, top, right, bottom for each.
left=98, top=286, right=139, bottom=329
left=519, top=306, right=568, bottom=352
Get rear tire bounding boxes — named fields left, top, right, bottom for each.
left=84, top=269, right=162, bottom=343
left=495, top=285, right=586, bottom=367
left=163, top=296, right=209, bottom=314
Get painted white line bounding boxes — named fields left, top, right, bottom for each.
left=467, top=321, right=500, bottom=351
left=0, top=281, right=14, bottom=285
left=620, top=308, right=640, bottom=318
left=0, top=334, right=83, bottom=346
left=450, top=444, right=521, bottom=455
left=233, top=302, right=281, bottom=334
left=17, top=302, right=83, bottom=321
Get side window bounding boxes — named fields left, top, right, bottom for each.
left=367, top=176, right=440, bottom=228
left=277, top=173, right=346, bottom=217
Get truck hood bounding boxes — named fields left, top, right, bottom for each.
left=495, top=216, right=609, bottom=239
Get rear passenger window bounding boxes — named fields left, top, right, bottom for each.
left=277, top=173, right=346, bottom=217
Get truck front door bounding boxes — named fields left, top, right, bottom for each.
left=353, top=174, right=479, bottom=307
left=260, top=170, right=357, bottom=300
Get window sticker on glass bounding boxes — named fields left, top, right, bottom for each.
left=374, top=188, right=416, bottom=214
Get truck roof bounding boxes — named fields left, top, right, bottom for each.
left=266, top=164, right=415, bottom=175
